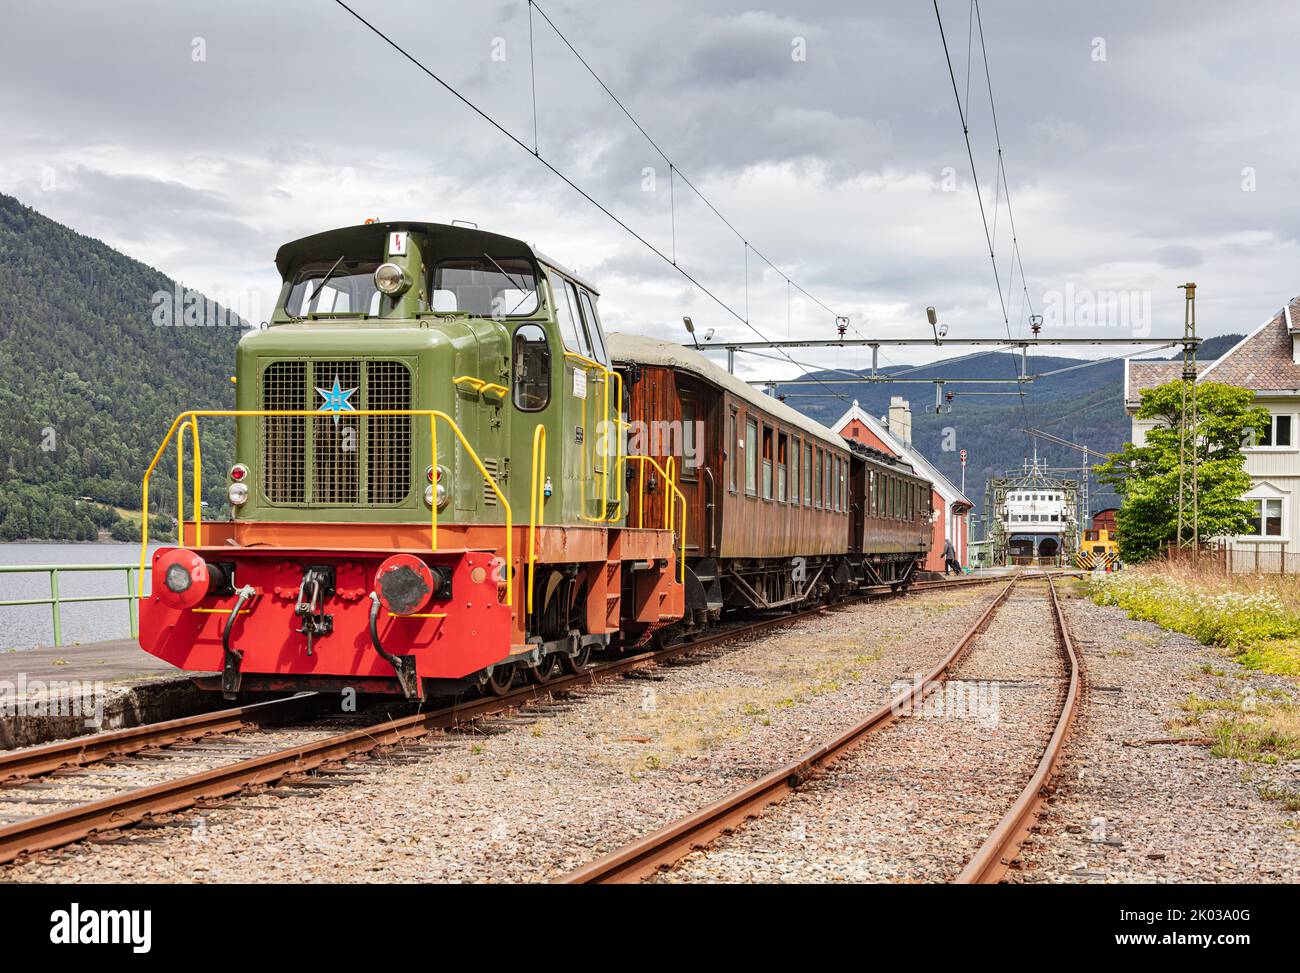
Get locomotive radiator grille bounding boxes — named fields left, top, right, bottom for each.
left=312, top=360, right=362, bottom=504
left=260, top=358, right=412, bottom=506
left=366, top=359, right=412, bottom=504
left=261, top=360, right=307, bottom=504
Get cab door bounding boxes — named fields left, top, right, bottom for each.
left=550, top=274, right=608, bottom=522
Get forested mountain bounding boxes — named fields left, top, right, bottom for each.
left=0, top=193, right=241, bottom=540
left=778, top=334, right=1244, bottom=521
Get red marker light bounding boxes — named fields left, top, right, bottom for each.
left=230, top=464, right=248, bottom=482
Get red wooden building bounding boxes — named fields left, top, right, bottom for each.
left=831, top=397, right=972, bottom=573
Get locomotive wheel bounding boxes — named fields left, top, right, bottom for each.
left=529, top=651, right=563, bottom=684
left=483, top=664, right=515, bottom=696
left=561, top=642, right=592, bottom=674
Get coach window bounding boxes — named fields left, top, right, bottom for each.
left=837, top=459, right=844, bottom=512
left=729, top=409, right=738, bottom=492
left=761, top=425, right=774, bottom=500
left=777, top=433, right=789, bottom=503
left=745, top=418, right=758, bottom=496
left=790, top=437, right=799, bottom=504
left=512, top=324, right=551, bottom=412
left=823, top=453, right=831, bottom=512
left=681, top=397, right=698, bottom=482
left=803, top=444, right=813, bottom=507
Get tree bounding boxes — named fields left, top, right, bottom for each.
left=1097, top=380, right=1268, bottom=561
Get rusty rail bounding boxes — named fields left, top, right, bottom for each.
left=559, top=577, right=1019, bottom=883
left=0, top=694, right=318, bottom=784
left=954, top=574, right=1081, bottom=883
left=0, top=573, right=1009, bottom=866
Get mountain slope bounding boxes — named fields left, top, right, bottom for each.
left=0, top=193, right=241, bottom=540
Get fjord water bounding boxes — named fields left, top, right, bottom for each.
left=0, top=543, right=162, bottom=652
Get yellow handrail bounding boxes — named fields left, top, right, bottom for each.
left=140, top=409, right=512, bottom=607
left=453, top=375, right=508, bottom=400
left=564, top=351, right=622, bottom=523
left=176, top=416, right=201, bottom=547
left=527, top=423, right=546, bottom=614
left=623, top=454, right=687, bottom=583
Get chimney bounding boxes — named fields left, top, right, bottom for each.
left=888, top=395, right=912, bottom=447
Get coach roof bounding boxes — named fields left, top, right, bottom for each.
left=606, top=332, right=849, bottom=451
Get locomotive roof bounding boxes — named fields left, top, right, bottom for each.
left=273, top=221, right=601, bottom=293
left=607, top=332, right=850, bottom=451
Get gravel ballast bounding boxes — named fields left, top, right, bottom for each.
left=1008, top=585, right=1299, bottom=884
left=654, top=579, right=1067, bottom=882
left=2, top=586, right=1001, bottom=883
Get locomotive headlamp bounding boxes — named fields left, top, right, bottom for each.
left=424, top=481, right=449, bottom=510
left=228, top=482, right=249, bottom=505
left=374, top=262, right=410, bottom=295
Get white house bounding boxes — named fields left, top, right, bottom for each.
left=1126, top=294, right=1300, bottom=569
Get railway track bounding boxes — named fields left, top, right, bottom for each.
left=0, top=572, right=1036, bottom=868
left=559, top=573, right=1082, bottom=884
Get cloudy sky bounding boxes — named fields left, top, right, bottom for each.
left=2, top=0, right=1298, bottom=385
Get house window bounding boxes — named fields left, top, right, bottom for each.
left=745, top=418, right=758, bottom=496
left=1246, top=498, right=1283, bottom=537
left=1259, top=415, right=1293, bottom=448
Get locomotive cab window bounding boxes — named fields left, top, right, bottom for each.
left=549, top=274, right=593, bottom=359
left=286, top=259, right=383, bottom=318
left=512, top=324, right=551, bottom=411
left=576, top=289, right=609, bottom=366
left=433, top=257, right=539, bottom=317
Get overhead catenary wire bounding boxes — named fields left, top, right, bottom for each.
left=526, top=0, right=862, bottom=396
left=932, top=0, right=1033, bottom=442
left=335, top=0, right=854, bottom=405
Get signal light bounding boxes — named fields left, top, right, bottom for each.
left=230, top=464, right=248, bottom=482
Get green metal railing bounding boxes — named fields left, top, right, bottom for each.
left=0, top=564, right=150, bottom=646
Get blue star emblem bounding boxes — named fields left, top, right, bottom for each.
left=315, top=375, right=358, bottom=425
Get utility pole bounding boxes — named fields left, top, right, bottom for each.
left=1176, top=283, right=1200, bottom=555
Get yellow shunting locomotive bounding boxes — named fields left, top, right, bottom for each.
left=1075, top=507, right=1120, bottom=570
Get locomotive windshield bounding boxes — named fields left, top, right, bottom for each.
left=431, top=256, right=538, bottom=317
left=285, top=259, right=382, bottom=317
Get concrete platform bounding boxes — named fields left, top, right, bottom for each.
left=0, top=638, right=182, bottom=683
left=0, top=638, right=215, bottom=751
